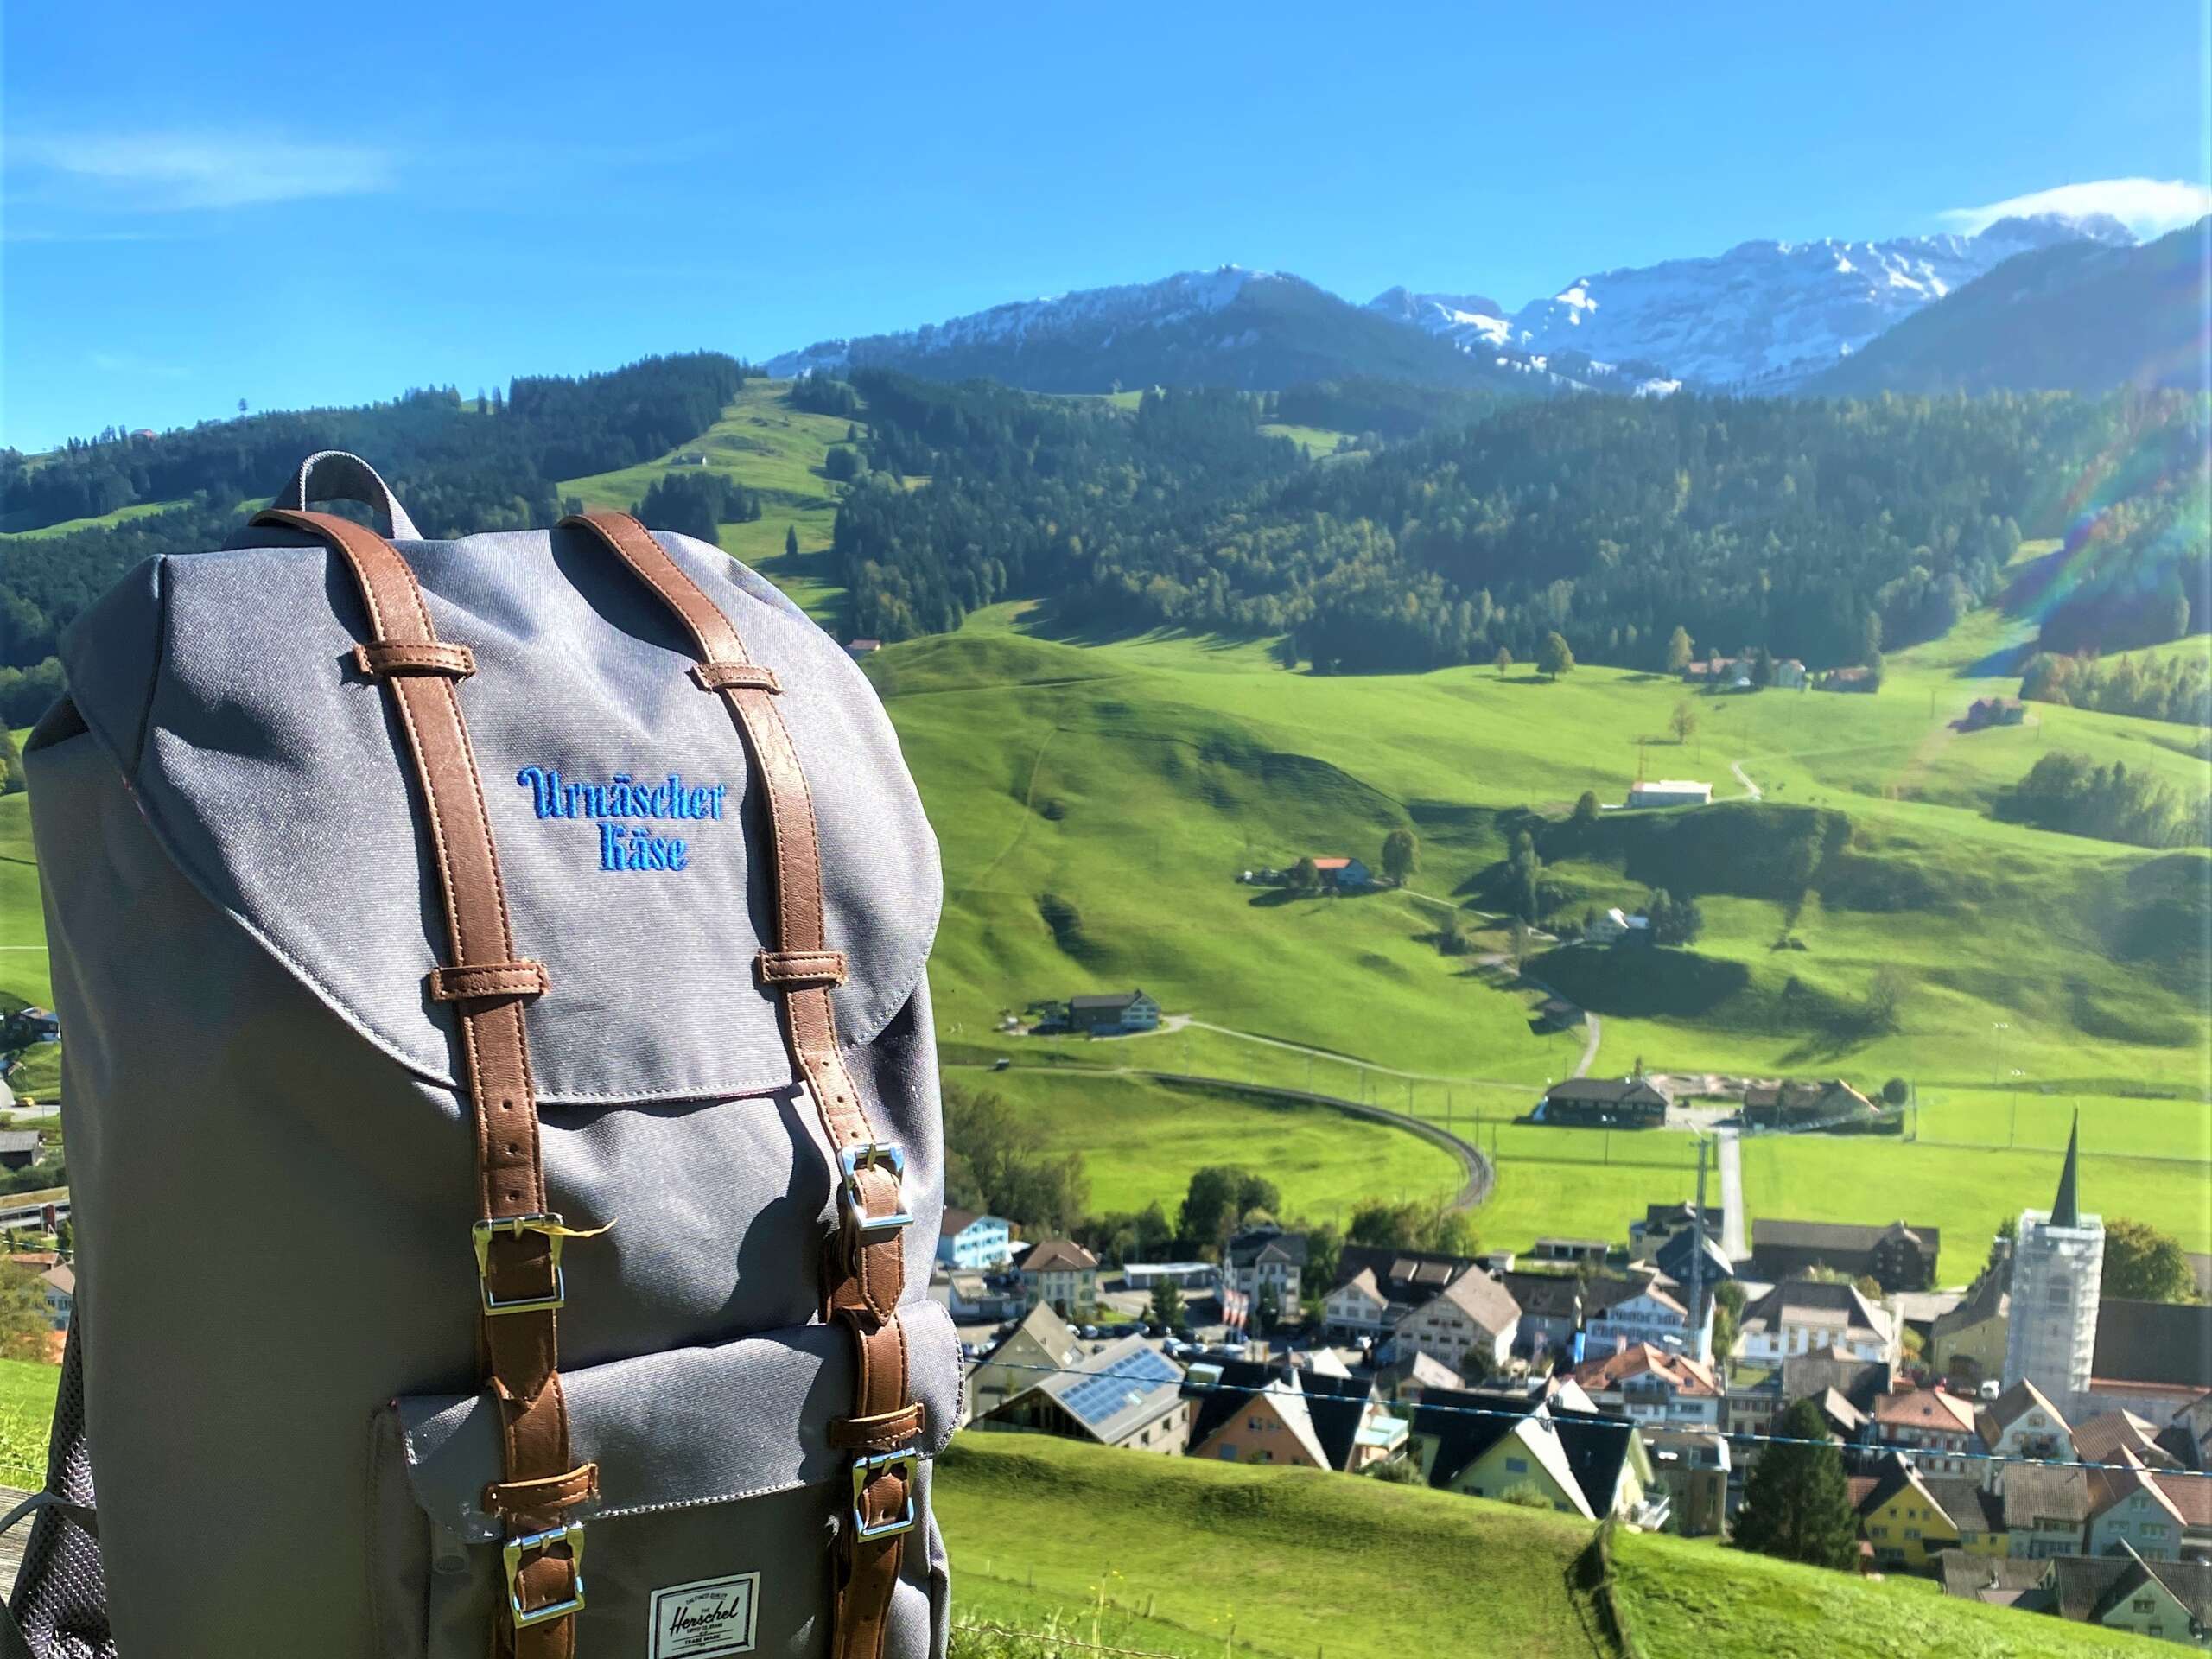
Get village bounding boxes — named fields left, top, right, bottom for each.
left=931, top=1117, right=2212, bottom=1648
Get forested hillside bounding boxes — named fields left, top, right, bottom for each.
left=835, top=372, right=2207, bottom=671
left=1809, top=219, right=2210, bottom=397
left=0, top=353, right=753, bottom=724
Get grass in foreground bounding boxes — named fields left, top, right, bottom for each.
left=1610, top=1523, right=2144, bottom=1658
left=0, top=1357, right=57, bottom=1488
left=937, top=1432, right=1607, bottom=1659
left=939, top=1431, right=2139, bottom=1659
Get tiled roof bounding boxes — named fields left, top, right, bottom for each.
left=1020, top=1237, right=1099, bottom=1274
left=2000, top=1462, right=2091, bottom=1529
left=1934, top=1549, right=2046, bottom=1605
left=2094, top=1299, right=2212, bottom=1390
left=1752, top=1216, right=1936, bottom=1255
left=2074, top=1408, right=2171, bottom=1467
left=1742, top=1279, right=1891, bottom=1344
left=1872, top=1388, right=1979, bottom=1435
left=1976, top=1376, right=2068, bottom=1444
left=1435, top=1268, right=1522, bottom=1334
left=1570, top=1342, right=1720, bottom=1397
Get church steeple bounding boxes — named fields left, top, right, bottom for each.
left=2050, top=1111, right=2082, bottom=1228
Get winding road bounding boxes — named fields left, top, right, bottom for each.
left=1731, top=759, right=1762, bottom=800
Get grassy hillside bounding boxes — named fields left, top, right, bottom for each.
left=866, top=582, right=2208, bottom=1262
left=938, top=1432, right=2144, bottom=1659
left=559, top=375, right=864, bottom=630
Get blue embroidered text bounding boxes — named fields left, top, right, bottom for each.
left=514, top=766, right=727, bottom=874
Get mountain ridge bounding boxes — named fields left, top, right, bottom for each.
left=1807, top=217, right=2209, bottom=396
left=763, top=212, right=2138, bottom=397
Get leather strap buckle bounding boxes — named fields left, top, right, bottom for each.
left=849, top=1448, right=918, bottom=1541
left=353, top=640, right=476, bottom=679
left=503, top=1519, right=587, bottom=1629
left=838, top=1144, right=914, bottom=1243
left=472, top=1214, right=570, bottom=1317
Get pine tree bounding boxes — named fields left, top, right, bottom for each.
left=1732, top=1398, right=1858, bottom=1569
left=785, top=524, right=800, bottom=559
left=1147, top=1278, right=1185, bottom=1332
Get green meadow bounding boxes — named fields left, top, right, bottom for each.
left=5, top=385, right=2207, bottom=1276
left=560, top=375, right=863, bottom=630
left=945, top=1066, right=1461, bottom=1222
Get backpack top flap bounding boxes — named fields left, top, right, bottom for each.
left=55, top=523, right=941, bottom=1104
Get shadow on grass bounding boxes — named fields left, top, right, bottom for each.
left=1015, top=599, right=1271, bottom=658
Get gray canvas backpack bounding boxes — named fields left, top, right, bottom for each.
left=7, top=453, right=953, bottom=1659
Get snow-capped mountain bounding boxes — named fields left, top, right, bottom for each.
left=1492, top=213, right=2134, bottom=391
left=765, top=266, right=1504, bottom=393
left=1365, top=285, right=1512, bottom=349
left=760, top=212, right=2143, bottom=403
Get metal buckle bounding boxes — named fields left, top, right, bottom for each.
left=503, top=1519, right=586, bottom=1629
left=472, top=1213, right=569, bottom=1317
left=849, top=1448, right=919, bottom=1541
left=838, top=1144, right=914, bottom=1241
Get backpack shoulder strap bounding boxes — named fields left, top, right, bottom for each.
left=560, top=512, right=920, bottom=1659
left=251, top=506, right=593, bottom=1659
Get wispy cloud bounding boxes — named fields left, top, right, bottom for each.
left=9, top=130, right=397, bottom=211
left=1938, top=177, right=2212, bottom=239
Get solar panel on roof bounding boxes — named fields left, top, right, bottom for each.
left=1057, top=1348, right=1180, bottom=1426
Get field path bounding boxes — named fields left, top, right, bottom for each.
left=1185, top=1019, right=1530, bottom=1090
left=1126, top=1069, right=1493, bottom=1211
left=1731, top=760, right=1762, bottom=800
left=1715, top=1128, right=1746, bottom=1258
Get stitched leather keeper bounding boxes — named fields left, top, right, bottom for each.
left=829, top=1403, right=927, bottom=1448
left=693, top=661, right=781, bottom=694
left=756, top=949, right=849, bottom=988
left=484, top=1461, right=600, bottom=1515
left=353, top=640, right=476, bottom=678
left=425, top=959, right=550, bottom=1002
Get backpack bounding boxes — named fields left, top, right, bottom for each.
left=7, top=452, right=953, bottom=1659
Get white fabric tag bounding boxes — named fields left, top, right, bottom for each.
left=648, top=1572, right=760, bottom=1657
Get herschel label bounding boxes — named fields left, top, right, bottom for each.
left=647, top=1571, right=760, bottom=1657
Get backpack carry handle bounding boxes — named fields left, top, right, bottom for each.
left=277, top=450, right=423, bottom=541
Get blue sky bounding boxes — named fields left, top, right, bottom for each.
left=4, top=1, right=2207, bottom=449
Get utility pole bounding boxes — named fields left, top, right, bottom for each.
left=1688, top=1135, right=1711, bottom=1364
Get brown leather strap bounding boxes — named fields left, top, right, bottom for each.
left=757, top=949, right=849, bottom=988
left=561, top=511, right=917, bottom=1658
left=353, top=639, right=476, bottom=678
left=252, top=507, right=582, bottom=1659
left=486, top=1462, right=601, bottom=1515
left=829, top=1402, right=928, bottom=1449
left=692, top=661, right=782, bottom=694
left=428, top=960, right=552, bottom=1002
